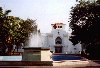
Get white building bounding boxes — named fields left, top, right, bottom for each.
left=42, top=23, right=82, bottom=54
left=13, top=23, right=82, bottom=54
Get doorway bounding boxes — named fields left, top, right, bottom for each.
left=55, top=37, right=63, bottom=53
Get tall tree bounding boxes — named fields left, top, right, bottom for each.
left=13, top=19, right=37, bottom=47
left=0, top=7, right=37, bottom=55
left=69, top=0, right=100, bottom=59
left=0, top=7, right=11, bottom=55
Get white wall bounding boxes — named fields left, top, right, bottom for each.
left=41, top=25, right=82, bottom=54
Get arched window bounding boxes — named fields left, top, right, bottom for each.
left=55, top=37, right=62, bottom=44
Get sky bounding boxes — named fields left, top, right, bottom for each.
left=0, top=0, right=76, bottom=33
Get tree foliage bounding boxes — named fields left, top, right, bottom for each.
left=0, top=7, right=37, bottom=55
left=69, top=0, right=100, bottom=45
left=69, top=0, right=100, bottom=59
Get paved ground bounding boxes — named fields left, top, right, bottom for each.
left=52, top=60, right=100, bottom=68
left=0, top=60, right=100, bottom=68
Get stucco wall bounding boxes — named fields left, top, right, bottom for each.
left=41, top=24, right=82, bottom=54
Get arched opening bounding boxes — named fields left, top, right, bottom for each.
left=55, top=37, right=62, bottom=53
left=55, top=37, right=62, bottom=44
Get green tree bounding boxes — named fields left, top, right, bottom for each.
left=13, top=19, right=37, bottom=50
left=0, top=7, right=37, bottom=55
left=5, top=16, right=22, bottom=54
left=0, top=7, right=11, bottom=55
left=69, top=0, right=100, bottom=59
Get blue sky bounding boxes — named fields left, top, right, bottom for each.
left=0, top=0, right=76, bottom=33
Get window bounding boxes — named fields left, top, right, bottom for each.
left=74, top=48, right=76, bottom=50
left=60, top=26, right=62, bottom=28
left=58, top=26, right=60, bottom=28
left=56, top=26, right=62, bottom=28
left=55, top=37, right=62, bottom=44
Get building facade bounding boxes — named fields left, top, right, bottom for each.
left=42, top=23, right=82, bottom=54
left=12, top=23, right=82, bottom=55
